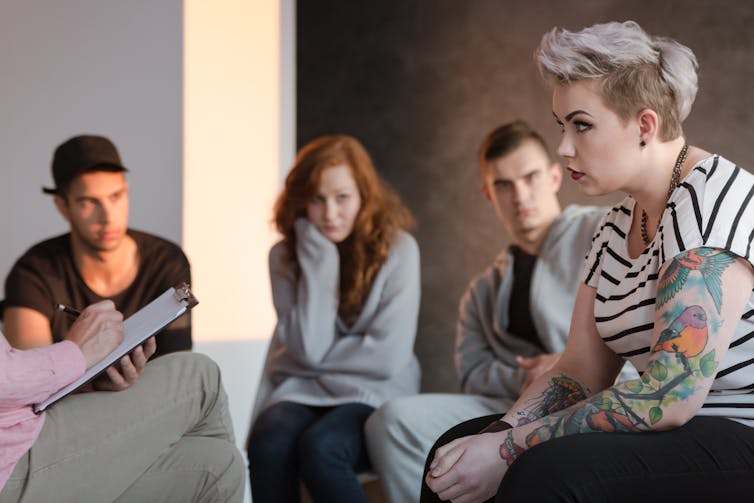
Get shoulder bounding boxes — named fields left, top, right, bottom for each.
left=269, top=240, right=294, bottom=269
left=462, top=249, right=510, bottom=303
left=561, top=204, right=608, bottom=225
left=129, top=228, right=183, bottom=251
left=388, top=230, right=419, bottom=260
left=4, top=234, right=71, bottom=307
left=553, top=205, right=609, bottom=239
left=379, top=230, right=420, bottom=281
left=11, top=233, right=71, bottom=270
left=680, top=155, right=753, bottom=201
left=665, top=155, right=754, bottom=262
left=269, top=239, right=290, bottom=258
left=543, top=205, right=612, bottom=258
left=22, top=233, right=71, bottom=256
left=130, top=229, right=189, bottom=263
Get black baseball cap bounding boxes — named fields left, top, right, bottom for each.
left=42, top=134, right=128, bottom=195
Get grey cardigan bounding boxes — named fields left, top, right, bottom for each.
left=455, top=205, right=608, bottom=407
left=252, top=219, right=421, bottom=419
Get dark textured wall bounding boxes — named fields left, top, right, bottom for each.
left=297, top=0, right=754, bottom=392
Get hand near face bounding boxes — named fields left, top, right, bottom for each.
left=517, top=352, right=561, bottom=394
left=425, top=432, right=508, bottom=503
left=92, top=337, right=157, bottom=392
left=295, top=217, right=339, bottom=257
left=64, top=300, right=124, bottom=369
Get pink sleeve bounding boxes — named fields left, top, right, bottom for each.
left=0, top=335, right=86, bottom=410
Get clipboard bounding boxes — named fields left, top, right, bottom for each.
left=33, top=284, right=198, bottom=414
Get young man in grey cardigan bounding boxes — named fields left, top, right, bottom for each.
left=365, top=120, right=631, bottom=502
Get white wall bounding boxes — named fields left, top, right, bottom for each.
left=184, top=1, right=295, bottom=501
left=0, top=2, right=294, bottom=502
left=0, top=0, right=184, bottom=277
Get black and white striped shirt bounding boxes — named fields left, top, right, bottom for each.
left=583, top=155, right=754, bottom=425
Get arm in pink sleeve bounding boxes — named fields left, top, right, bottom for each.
left=0, top=335, right=85, bottom=410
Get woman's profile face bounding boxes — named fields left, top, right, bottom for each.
left=306, top=163, right=362, bottom=243
left=553, top=80, right=642, bottom=197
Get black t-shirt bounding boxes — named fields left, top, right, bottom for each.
left=508, top=245, right=544, bottom=351
left=3, top=229, right=192, bottom=357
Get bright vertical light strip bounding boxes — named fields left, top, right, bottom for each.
left=184, top=0, right=281, bottom=341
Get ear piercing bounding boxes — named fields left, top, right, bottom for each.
left=640, top=140, right=646, bottom=147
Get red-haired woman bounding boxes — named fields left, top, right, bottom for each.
left=247, top=135, right=421, bottom=503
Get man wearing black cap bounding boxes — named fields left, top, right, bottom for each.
left=2, top=134, right=192, bottom=390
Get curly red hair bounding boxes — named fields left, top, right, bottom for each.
left=274, top=135, right=415, bottom=322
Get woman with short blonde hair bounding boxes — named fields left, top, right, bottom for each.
left=423, top=20, right=754, bottom=503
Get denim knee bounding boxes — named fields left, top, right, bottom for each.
left=298, top=427, right=352, bottom=472
left=247, top=402, right=313, bottom=462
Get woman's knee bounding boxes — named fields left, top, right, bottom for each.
left=248, top=402, right=314, bottom=459
left=496, top=436, right=583, bottom=502
left=298, top=426, right=351, bottom=468
left=247, top=426, right=296, bottom=463
left=246, top=427, right=285, bottom=461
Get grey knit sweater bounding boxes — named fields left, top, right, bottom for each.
left=252, top=219, right=421, bottom=419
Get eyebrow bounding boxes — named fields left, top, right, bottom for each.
left=314, top=187, right=355, bottom=197
left=493, top=168, right=541, bottom=183
left=74, top=187, right=126, bottom=202
left=565, top=109, right=592, bottom=122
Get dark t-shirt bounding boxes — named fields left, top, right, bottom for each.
left=3, top=229, right=192, bottom=357
left=508, top=245, right=544, bottom=352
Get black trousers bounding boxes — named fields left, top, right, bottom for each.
left=420, top=414, right=754, bottom=502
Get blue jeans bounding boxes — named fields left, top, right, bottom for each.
left=248, top=401, right=374, bottom=503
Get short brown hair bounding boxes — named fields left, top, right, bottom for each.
left=479, top=120, right=550, bottom=178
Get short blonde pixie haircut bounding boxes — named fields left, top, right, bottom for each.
left=536, top=20, right=698, bottom=141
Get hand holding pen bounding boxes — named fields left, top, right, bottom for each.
left=62, top=300, right=124, bottom=369
left=58, top=300, right=157, bottom=390
left=56, top=303, right=82, bottom=318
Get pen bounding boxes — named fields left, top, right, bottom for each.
left=56, top=304, right=81, bottom=318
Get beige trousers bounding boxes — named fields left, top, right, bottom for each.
left=0, top=352, right=244, bottom=503
left=365, top=393, right=507, bottom=503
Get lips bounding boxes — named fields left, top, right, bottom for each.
left=567, top=167, right=585, bottom=181
left=516, top=207, right=536, bottom=219
left=323, top=225, right=340, bottom=234
left=98, top=230, right=121, bottom=241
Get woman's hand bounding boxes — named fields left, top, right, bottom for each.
left=295, top=217, right=337, bottom=245
left=64, top=300, right=124, bottom=369
left=294, top=217, right=339, bottom=261
left=425, top=432, right=509, bottom=503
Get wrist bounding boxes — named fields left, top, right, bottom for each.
left=479, top=419, right=514, bottom=434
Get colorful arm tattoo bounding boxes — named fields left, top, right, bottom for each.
left=657, top=248, right=735, bottom=313
left=498, top=248, right=735, bottom=466
left=511, top=375, right=589, bottom=426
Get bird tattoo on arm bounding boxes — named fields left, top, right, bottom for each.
left=657, top=248, right=735, bottom=313
left=652, top=305, right=708, bottom=358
